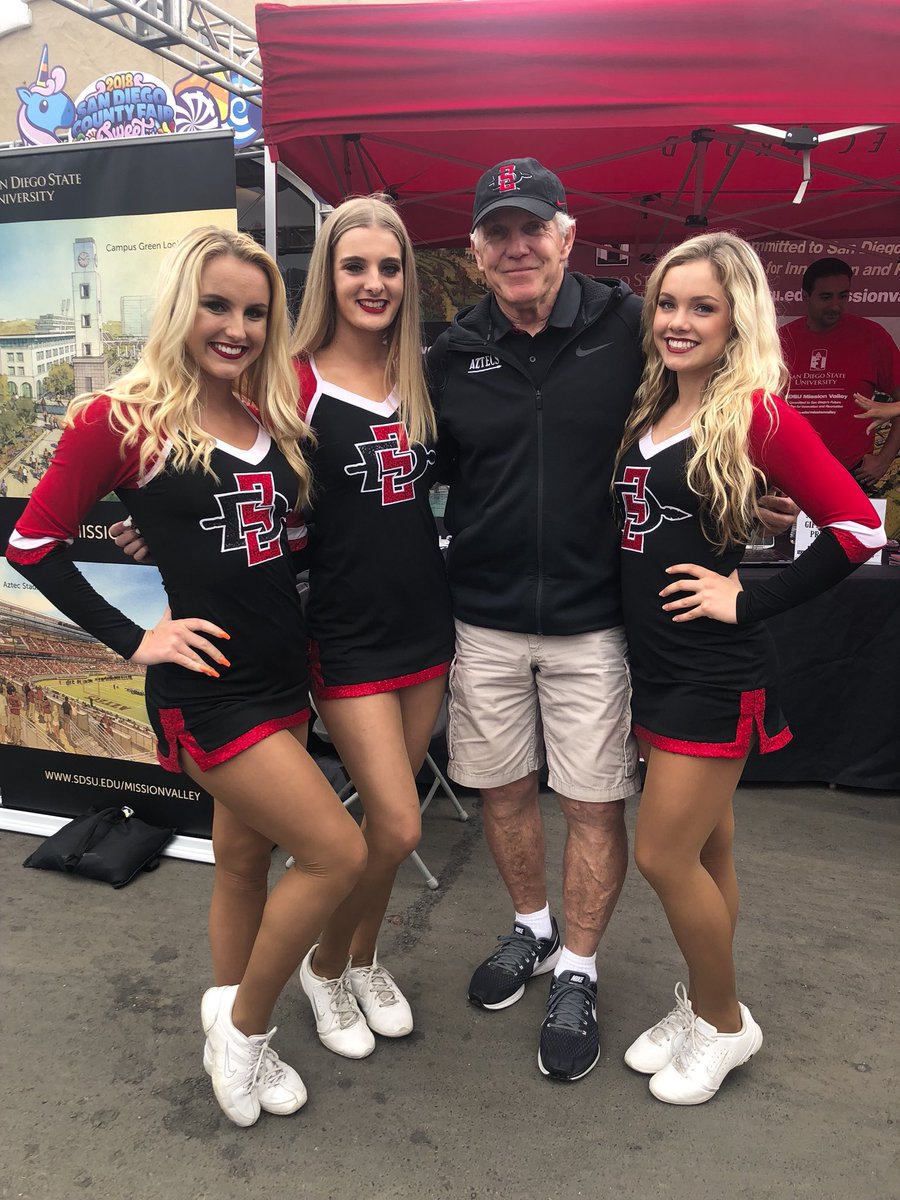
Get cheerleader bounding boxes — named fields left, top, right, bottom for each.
left=288, top=197, right=454, bottom=1056
left=7, top=228, right=368, bottom=1127
left=612, top=232, right=884, bottom=1104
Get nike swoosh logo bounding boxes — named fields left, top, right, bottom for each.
left=575, top=342, right=613, bottom=357
left=222, top=1044, right=239, bottom=1080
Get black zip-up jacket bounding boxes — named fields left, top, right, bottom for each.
left=427, top=272, right=643, bottom=636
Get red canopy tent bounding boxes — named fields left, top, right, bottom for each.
left=257, top=0, right=900, bottom=251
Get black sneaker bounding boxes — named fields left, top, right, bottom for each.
left=537, top=971, right=600, bottom=1081
left=468, top=918, right=561, bottom=1010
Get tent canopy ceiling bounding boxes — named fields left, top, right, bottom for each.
left=257, top=0, right=900, bottom=250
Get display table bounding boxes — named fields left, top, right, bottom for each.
left=741, top=564, right=900, bottom=790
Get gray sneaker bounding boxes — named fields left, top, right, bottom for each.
left=468, top=917, right=561, bottom=1010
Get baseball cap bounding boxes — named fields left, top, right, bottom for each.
left=471, top=158, right=568, bottom=232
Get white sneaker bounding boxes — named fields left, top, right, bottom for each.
left=201, top=985, right=296, bottom=1127
left=624, top=981, right=693, bottom=1074
left=203, top=1037, right=307, bottom=1115
left=649, top=1002, right=763, bottom=1105
left=348, top=953, right=414, bottom=1038
left=299, top=945, right=376, bottom=1059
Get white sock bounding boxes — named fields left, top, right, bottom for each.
left=554, top=946, right=597, bottom=983
left=514, top=904, right=552, bottom=941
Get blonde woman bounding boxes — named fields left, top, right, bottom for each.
left=612, top=232, right=884, bottom=1104
left=289, top=196, right=454, bottom=1057
left=7, top=227, right=368, bottom=1128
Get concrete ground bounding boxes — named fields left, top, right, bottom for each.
left=3, top=782, right=898, bottom=1200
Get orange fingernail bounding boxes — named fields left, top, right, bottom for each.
left=218, top=631, right=231, bottom=641
left=218, top=657, right=231, bottom=668
left=203, top=667, right=220, bottom=678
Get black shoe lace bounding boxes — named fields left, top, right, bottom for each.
left=545, top=980, right=594, bottom=1033
left=487, top=930, right=539, bottom=975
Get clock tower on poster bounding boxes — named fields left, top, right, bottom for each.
left=71, top=237, right=107, bottom=397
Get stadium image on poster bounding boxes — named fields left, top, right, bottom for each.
left=0, top=558, right=165, bottom=762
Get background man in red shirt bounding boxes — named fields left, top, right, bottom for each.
left=780, top=257, right=900, bottom=490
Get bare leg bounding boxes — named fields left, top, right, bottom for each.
left=313, top=675, right=446, bottom=976
left=207, top=727, right=313, bottom=986
left=480, top=771, right=548, bottom=914
left=208, top=800, right=272, bottom=985
left=700, top=801, right=739, bottom=934
left=557, top=796, right=628, bottom=957
left=634, top=747, right=747, bottom=1033
left=181, top=727, right=368, bottom=1036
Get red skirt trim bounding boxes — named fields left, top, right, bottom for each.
left=156, top=706, right=311, bottom=773
left=634, top=688, right=792, bottom=759
left=308, top=641, right=450, bottom=700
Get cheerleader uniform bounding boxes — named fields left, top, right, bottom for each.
left=296, top=357, right=454, bottom=699
left=614, top=393, right=885, bottom=757
left=7, top=397, right=310, bottom=773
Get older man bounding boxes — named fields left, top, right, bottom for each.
left=427, top=158, right=644, bottom=1082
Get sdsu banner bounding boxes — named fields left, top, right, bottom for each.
left=0, top=131, right=236, bottom=850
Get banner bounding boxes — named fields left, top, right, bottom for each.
left=10, top=43, right=261, bottom=149
left=0, top=131, right=236, bottom=849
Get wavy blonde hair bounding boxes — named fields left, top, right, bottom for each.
left=616, top=231, right=788, bottom=550
left=68, top=226, right=313, bottom=506
left=289, top=194, right=435, bottom=446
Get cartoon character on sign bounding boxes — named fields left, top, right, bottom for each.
left=16, top=45, right=75, bottom=145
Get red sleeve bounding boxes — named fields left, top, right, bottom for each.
left=4, top=398, right=149, bottom=658
left=7, top=397, right=144, bottom=564
left=293, top=356, right=317, bottom=422
left=748, top=393, right=884, bottom=562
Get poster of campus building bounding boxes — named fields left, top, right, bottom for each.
left=0, top=132, right=235, bottom=834
left=0, top=211, right=235, bottom=495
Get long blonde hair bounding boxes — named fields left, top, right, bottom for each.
left=68, top=226, right=314, bottom=506
left=616, top=231, right=788, bottom=550
left=289, top=194, right=436, bottom=446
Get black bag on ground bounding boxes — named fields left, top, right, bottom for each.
left=23, top=806, right=174, bottom=888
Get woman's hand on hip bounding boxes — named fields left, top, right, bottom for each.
left=660, top=564, right=741, bottom=625
left=131, top=607, right=231, bottom=676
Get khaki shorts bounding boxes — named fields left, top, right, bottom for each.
left=447, top=619, right=639, bottom=802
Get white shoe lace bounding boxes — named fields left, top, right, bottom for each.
left=671, top=1009, right=712, bottom=1076
left=243, top=1027, right=277, bottom=1094
left=324, top=965, right=363, bottom=1029
left=359, top=962, right=399, bottom=1008
left=259, top=1042, right=286, bottom=1088
left=648, top=980, right=693, bottom=1046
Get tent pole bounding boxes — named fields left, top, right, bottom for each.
left=264, top=144, right=277, bottom=259
left=691, top=136, right=708, bottom=216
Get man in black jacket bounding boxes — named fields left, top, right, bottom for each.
left=427, top=159, right=643, bottom=1082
